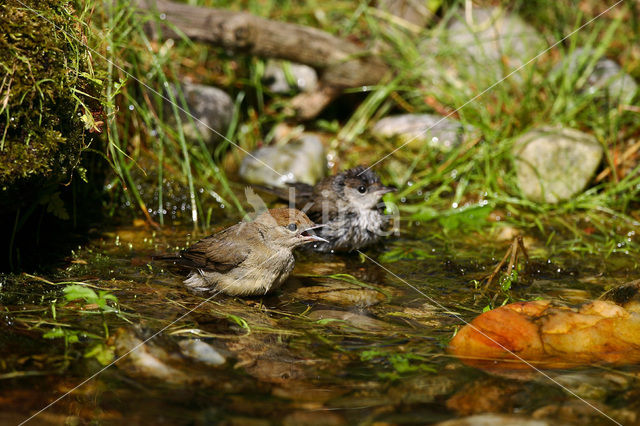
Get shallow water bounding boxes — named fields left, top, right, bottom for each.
left=2, top=221, right=640, bottom=425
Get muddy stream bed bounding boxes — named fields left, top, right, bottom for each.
left=2, top=221, right=640, bottom=425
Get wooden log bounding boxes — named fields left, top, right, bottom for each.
left=135, top=0, right=389, bottom=119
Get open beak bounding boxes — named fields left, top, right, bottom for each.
left=300, top=224, right=329, bottom=243
left=375, top=185, right=396, bottom=195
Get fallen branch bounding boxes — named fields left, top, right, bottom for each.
left=135, top=0, right=390, bottom=119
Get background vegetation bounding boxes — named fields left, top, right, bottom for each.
left=91, top=0, right=640, bottom=257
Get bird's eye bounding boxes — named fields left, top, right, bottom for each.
left=358, top=185, right=366, bottom=193
left=287, top=223, right=298, bottom=232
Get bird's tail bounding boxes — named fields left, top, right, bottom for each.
left=151, top=254, right=183, bottom=262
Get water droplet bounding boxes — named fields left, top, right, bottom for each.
left=160, top=13, right=166, bottom=20
left=128, top=104, right=134, bottom=111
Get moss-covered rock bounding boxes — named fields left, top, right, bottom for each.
left=0, top=0, right=103, bottom=187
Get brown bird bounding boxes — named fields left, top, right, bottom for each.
left=259, top=166, right=396, bottom=253
left=155, top=208, right=326, bottom=296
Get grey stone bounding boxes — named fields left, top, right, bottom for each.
left=447, top=7, right=546, bottom=80
left=263, top=60, right=319, bottom=94
left=371, top=114, right=471, bottom=152
left=376, top=0, right=435, bottom=28
left=512, top=126, right=603, bottom=203
left=239, top=134, right=326, bottom=187
left=166, top=82, right=233, bottom=148
left=554, top=48, right=638, bottom=106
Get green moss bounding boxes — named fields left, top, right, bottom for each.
left=0, top=0, right=103, bottom=187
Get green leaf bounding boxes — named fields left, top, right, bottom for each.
left=84, top=343, right=115, bottom=366
left=43, top=327, right=65, bottom=339
left=63, top=285, right=98, bottom=303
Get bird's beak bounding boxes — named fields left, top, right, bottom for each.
left=300, top=224, right=329, bottom=243
left=375, top=185, right=396, bottom=195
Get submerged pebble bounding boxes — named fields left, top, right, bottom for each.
left=294, top=281, right=387, bottom=307
left=308, top=310, right=390, bottom=331
left=178, top=339, right=226, bottom=366
left=436, top=414, right=551, bottom=426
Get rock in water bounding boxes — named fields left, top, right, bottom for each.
left=553, top=48, right=638, bottom=106
left=166, top=82, right=233, bottom=149
left=239, top=134, right=326, bottom=187
left=263, top=60, right=319, bottom=94
left=512, top=126, right=603, bottom=203
left=371, top=114, right=472, bottom=152
left=448, top=282, right=640, bottom=371
left=447, top=7, right=546, bottom=80
left=178, top=339, right=226, bottom=366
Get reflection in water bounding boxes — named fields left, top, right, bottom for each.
left=1, top=223, right=639, bottom=425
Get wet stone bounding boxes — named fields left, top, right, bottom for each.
left=307, top=310, right=390, bottom=332
left=512, top=126, right=603, bottom=203
left=239, top=134, right=326, bottom=187
left=550, top=372, right=615, bottom=400
left=397, top=302, right=444, bottom=327
left=111, top=327, right=224, bottom=386
left=263, top=60, right=319, bottom=94
left=553, top=48, right=638, bottom=106
left=436, top=414, right=552, bottom=426
left=371, top=114, right=471, bottom=152
left=445, top=379, right=522, bottom=415
left=294, top=281, right=387, bottom=307
left=166, top=82, right=233, bottom=149
left=282, top=411, right=347, bottom=426
left=447, top=7, right=546, bottom=81
left=532, top=400, right=635, bottom=425
left=178, top=339, right=226, bottom=366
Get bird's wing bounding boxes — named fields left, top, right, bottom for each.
left=254, top=182, right=315, bottom=207
left=177, top=224, right=253, bottom=272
